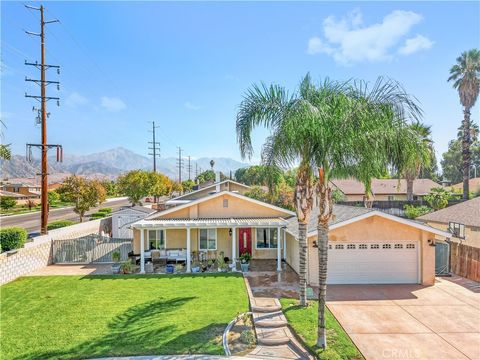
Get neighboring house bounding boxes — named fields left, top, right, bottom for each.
left=331, top=178, right=442, bottom=201
left=132, top=190, right=450, bottom=286
left=1, top=182, right=41, bottom=199
left=112, top=206, right=156, bottom=239
left=165, top=179, right=251, bottom=206
left=0, top=190, right=32, bottom=205
left=417, top=197, right=480, bottom=248
left=450, top=177, right=480, bottom=194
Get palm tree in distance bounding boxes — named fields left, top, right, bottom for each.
left=448, top=49, right=480, bottom=199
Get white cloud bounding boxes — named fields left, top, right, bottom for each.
left=307, top=9, right=432, bottom=64
left=65, top=92, right=89, bottom=107
left=184, top=101, right=201, bottom=111
left=398, top=34, right=434, bottom=55
left=101, top=96, right=126, bottom=112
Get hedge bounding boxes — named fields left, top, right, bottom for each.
left=90, top=212, right=106, bottom=219
left=47, top=220, right=76, bottom=230
left=0, top=227, right=28, bottom=252
left=97, top=208, right=112, bottom=214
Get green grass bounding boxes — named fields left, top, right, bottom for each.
left=280, top=299, right=364, bottom=360
left=1, top=273, right=249, bottom=360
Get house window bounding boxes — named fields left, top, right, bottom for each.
left=371, top=244, right=379, bottom=249
left=335, top=244, right=344, bottom=250
left=199, top=229, right=217, bottom=250
left=394, top=244, right=403, bottom=249
left=347, top=244, right=356, bottom=249
left=383, top=244, right=392, bottom=249
left=148, top=230, right=165, bottom=250
left=449, top=222, right=465, bottom=239
left=359, top=244, right=368, bottom=249
left=406, top=243, right=415, bottom=249
left=223, top=199, right=229, bottom=208
left=387, top=195, right=395, bottom=201
left=256, top=228, right=278, bottom=249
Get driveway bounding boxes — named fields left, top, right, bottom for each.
left=327, top=276, right=480, bottom=360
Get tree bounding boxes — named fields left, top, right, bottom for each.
left=48, top=190, right=60, bottom=206
left=26, top=199, right=37, bottom=210
left=448, top=49, right=480, bottom=199
left=101, top=180, right=117, bottom=197
left=441, top=124, right=480, bottom=183
left=424, top=187, right=451, bottom=210
left=148, top=172, right=173, bottom=198
left=0, top=196, right=16, bottom=210
left=117, top=170, right=151, bottom=205
left=237, top=74, right=423, bottom=349
left=195, top=170, right=226, bottom=184
left=181, top=179, right=195, bottom=193
left=403, top=122, right=433, bottom=201
left=58, top=176, right=106, bottom=222
left=0, top=120, right=11, bottom=160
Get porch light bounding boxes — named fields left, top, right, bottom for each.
left=229, top=228, right=232, bottom=237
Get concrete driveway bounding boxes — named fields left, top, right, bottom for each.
left=327, top=276, right=480, bottom=360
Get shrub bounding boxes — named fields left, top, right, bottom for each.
left=239, top=329, right=256, bottom=345
left=98, top=207, right=112, bottom=214
left=90, top=212, right=106, bottom=219
left=424, top=187, right=451, bottom=210
left=0, top=196, right=17, bottom=210
left=404, top=205, right=432, bottom=219
left=47, top=220, right=75, bottom=230
left=0, top=227, right=27, bottom=252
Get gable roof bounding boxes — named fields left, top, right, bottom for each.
left=114, top=206, right=156, bottom=216
left=331, top=178, right=441, bottom=196
left=451, top=178, right=480, bottom=192
left=417, top=197, right=480, bottom=227
left=170, top=179, right=251, bottom=201
left=147, top=190, right=295, bottom=220
left=287, top=205, right=451, bottom=239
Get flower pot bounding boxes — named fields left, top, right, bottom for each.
left=241, top=263, right=249, bottom=272
left=111, top=263, right=121, bottom=274
left=192, top=266, right=200, bottom=273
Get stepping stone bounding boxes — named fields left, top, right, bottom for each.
left=251, top=304, right=282, bottom=312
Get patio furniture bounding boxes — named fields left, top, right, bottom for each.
left=167, top=249, right=187, bottom=263
left=145, top=262, right=154, bottom=274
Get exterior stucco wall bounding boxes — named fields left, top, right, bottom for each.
left=285, top=232, right=299, bottom=274
left=424, top=221, right=480, bottom=249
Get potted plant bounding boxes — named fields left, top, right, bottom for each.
left=120, top=261, right=133, bottom=274
left=174, top=263, right=184, bottom=273
left=240, top=252, right=251, bottom=272
left=111, top=250, right=121, bottom=273
left=216, top=255, right=228, bottom=273
left=192, top=261, right=201, bottom=273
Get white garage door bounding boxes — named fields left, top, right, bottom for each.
left=309, top=241, right=419, bottom=285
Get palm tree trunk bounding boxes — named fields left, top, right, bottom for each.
left=406, top=178, right=414, bottom=202
left=316, top=217, right=329, bottom=348
left=298, top=221, right=308, bottom=306
left=462, top=108, right=471, bottom=200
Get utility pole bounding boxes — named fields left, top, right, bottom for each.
left=187, top=156, right=192, bottom=181
left=148, top=121, right=161, bottom=202
left=176, top=147, right=183, bottom=183
left=24, top=4, right=61, bottom=235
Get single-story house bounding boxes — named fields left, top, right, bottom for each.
left=331, top=178, right=442, bottom=201
left=0, top=190, right=32, bottom=205
left=112, top=206, right=156, bottom=239
left=450, top=177, right=480, bottom=195
left=131, top=190, right=450, bottom=286
left=417, top=197, right=480, bottom=248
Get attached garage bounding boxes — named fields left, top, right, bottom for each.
left=286, top=205, right=451, bottom=286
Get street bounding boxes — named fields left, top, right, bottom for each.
left=0, top=197, right=131, bottom=234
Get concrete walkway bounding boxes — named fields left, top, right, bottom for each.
left=93, top=356, right=257, bottom=360
left=244, top=278, right=313, bottom=360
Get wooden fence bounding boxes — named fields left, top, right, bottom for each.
left=450, top=242, right=480, bottom=282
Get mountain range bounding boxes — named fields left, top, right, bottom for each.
left=0, top=147, right=250, bottom=182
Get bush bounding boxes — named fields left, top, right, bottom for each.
left=0, top=196, right=17, bottom=210
left=47, top=220, right=75, bottom=230
left=98, top=207, right=112, bottom=214
left=90, top=212, right=106, bottom=219
left=404, top=205, right=432, bottom=219
left=0, top=227, right=27, bottom=252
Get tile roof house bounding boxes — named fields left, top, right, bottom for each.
left=451, top=178, right=480, bottom=194
left=417, top=197, right=480, bottom=248
left=331, top=178, right=442, bottom=201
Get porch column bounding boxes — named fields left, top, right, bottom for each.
left=140, top=228, right=145, bottom=274
left=283, top=228, right=287, bottom=260
left=277, top=226, right=282, bottom=271
left=231, top=226, right=237, bottom=262
left=186, top=227, right=191, bottom=273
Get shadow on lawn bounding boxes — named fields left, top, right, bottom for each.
left=16, top=296, right=226, bottom=360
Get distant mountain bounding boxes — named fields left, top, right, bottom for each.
left=1, top=147, right=250, bottom=181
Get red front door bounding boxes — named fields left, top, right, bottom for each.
left=238, top=228, right=252, bottom=255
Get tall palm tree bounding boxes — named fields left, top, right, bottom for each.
left=448, top=49, right=480, bottom=199
left=404, top=122, right=433, bottom=201
left=238, top=75, right=423, bottom=349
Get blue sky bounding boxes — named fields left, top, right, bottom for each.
left=2, top=1, right=479, bottom=166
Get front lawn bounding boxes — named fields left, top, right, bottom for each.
left=280, top=299, right=363, bottom=360
left=1, top=274, right=249, bottom=359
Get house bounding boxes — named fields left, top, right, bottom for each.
left=0, top=190, right=32, bottom=205
left=131, top=190, right=450, bottom=286
left=450, top=177, right=480, bottom=195
left=331, top=178, right=442, bottom=201
left=417, top=197, right=480, bottom=248
left=1, top=182, right=41, bottom=199
left=112, top=206, right=156, bottom=239
left=165, top=179, right=251, bottom=206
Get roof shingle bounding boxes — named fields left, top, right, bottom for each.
left=417, top=197, right=480, bottom=227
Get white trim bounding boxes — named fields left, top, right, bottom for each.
left=146, top=190, right=295, bottom=220
left=134, top=218, right=288, bottom=229
left=302, top=211, right=451, bottom=238
left=168, top=180, right=251, bottom=201
left=198, top=228, right=218, bottom=251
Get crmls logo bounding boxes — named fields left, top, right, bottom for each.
left=382, top=349, right=420, bottom=359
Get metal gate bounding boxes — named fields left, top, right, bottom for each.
left=53, top=235, right=132, bottom=264
left=435, top=241, right=450, bottom=275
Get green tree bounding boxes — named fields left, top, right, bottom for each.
left=48, top=190, right=60, bottom=206
left=0, top=196, right=16, bottom=210
left=58, top=176, right=107, bottom=222
left=101, top=180, right=117, bottom=197
left=117, top=170, right=151, bottom=205
left=195, top=170, right=226, bottom=184
left=448, top=49, right=480, bottom=199
left=148, top=172, right=173, bottom=198
left=237, top=74, right=423, bottom=349
left=424, top=187, right=451, bottom=210
left=0, top=120, right=11, bottom=160
left=181, top=179, right=195, bottom=193
left=244, top=186, right=269, bottom=203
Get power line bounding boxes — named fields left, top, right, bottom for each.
left=187, top=156, right=192, bottom=181
left=148, top=121, right=161, bottom=172
left=176, top=147, right=183, bottom=183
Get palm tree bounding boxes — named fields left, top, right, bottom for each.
left=448, top=49, right=480, bottom=199
left=404, top=122, right=433, bottom=201
left=238, top=74, right=424, bottom=349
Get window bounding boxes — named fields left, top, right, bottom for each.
left=382, top=244, right=392, bottom=249
left=359, top=244, right=368, bottom=249
left=223, top=199, right=229, bottom=208
left=347, top=244, right=356, bottom=249
left=449, top=222, right=466, bottom=239
left=148, top=230, right=165, bottom=250
left=394, top=243, right=403, bottom=249
left=335, top=244, right=344, bottom=250
left=256, top=228, right=278, bottom=249
left=199, top=229, right=217, bottom=250
left=388, top=195, right=395, bottom=201
left=371, top=244, right=379, bottom=249
left=406, top=243, right=415, bottom=249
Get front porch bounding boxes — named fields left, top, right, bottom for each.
left=132, top=218, right=290, bottom=274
